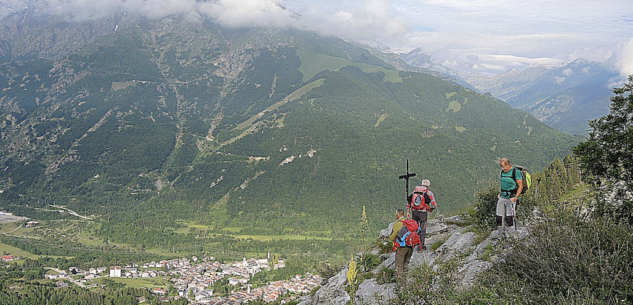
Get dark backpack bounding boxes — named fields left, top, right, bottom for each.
left=500, top=166, right=532, bottom=195
left=393, top=219, right=422, bottom=250
left=410, top=192, right=432, bottom=210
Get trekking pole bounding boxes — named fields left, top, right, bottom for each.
left=513, top=200, right=518, bottom=230
left=501, top=205, right=505, bottom=233
left=399, top=159, right=416, bottom=218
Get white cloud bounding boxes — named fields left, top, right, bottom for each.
left=198, top=0, right=297, bottom=28
left=393, top=0, right=633, bottom=74
left=615, top=38, right=633, bottom=77
left=1, top=0, right=299, bottom=27
left=299, top=0, right=409, bottom=45
left=1, top=0, right=632, bottom=76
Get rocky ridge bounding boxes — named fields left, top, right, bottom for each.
left=301, top=215, right=529, bottom=305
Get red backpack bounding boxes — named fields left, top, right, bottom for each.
left=410, top=189, right=432, bottom=211
left=393, top=219, right=422, bottom=251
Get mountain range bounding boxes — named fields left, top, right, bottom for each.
left=466, top=60, right=620, bottom=135
left=394, top=50, right=621, bottom=136
left=0, top=15, right=578, bottom=245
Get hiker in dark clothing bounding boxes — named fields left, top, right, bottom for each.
left=406, top=179, right=437, bottom=250
left=497, top=158, right=523, bottom=228
left=390, top=209, right=413, bottom=279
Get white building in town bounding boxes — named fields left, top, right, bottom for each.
left=110, top=266, right=121, bottom=278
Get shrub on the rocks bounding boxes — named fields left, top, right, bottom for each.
left=471, top=182, right=537, bottom=231
left=471, top=183, right=500, bottom=230
left=391, top=263, right=502, bottom=304
left=479, top=204, right=633, bottom=304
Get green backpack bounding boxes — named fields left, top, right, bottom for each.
left=501, top=166, right=532, bottom=195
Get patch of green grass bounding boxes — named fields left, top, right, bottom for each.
left=0, top=222, right=19, bottom=234
left=446, top=92, right=457, bottom=99
left=0, top=222, right=34, bottom=236
left=174, top=221, right=212, bottom=234
left=447, top=100, right=462, bottom=112
left=358, top=253, right=381, bottom=272
left=296, top=49, right=402, bottom=83
left=0, top=242, right=73, bottom=260
left=95, top=277, right=169, bottom=289
left=455, top=126, right=466, bottom=133
left=222, top=227, right=242, bottom=233
left=375, top=114, right=388, bottom=127
left=382, top=70, right=403, bottom=83
left=111, top=81, right=137, bottom=91
left=0, top=242, right=40, bottom=259
left=480, top=244, right=494, bottom=262
left=287, top=79, right=325, bottom=101
left=559, top=183, right=590, bottom=201
left=235, top=234, right=331, bottom=241
left=431, top=237, right=447, bottom=251
left=375, top=266, right=395, bottom=284
left=74, top=231, right=105, bottom=247
left=297, top=49, right=352, bottom=82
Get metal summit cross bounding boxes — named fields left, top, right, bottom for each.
left=399, top=159, right=416, bottom=204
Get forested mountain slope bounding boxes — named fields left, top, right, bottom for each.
left=0, top=16, right=578, bottom=240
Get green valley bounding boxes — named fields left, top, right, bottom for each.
left=0, top=16, right=579, bottom=262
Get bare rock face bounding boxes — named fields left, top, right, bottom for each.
left=0, top=14, right=141, bottom=61
left=436, top=231, right=478, bottom=262
left=307, top=266, right=350, bottom=305
left=373, top=252, right=395, bottom=275
left=426, top=219, right=449, bottom=235
left=456, top=260, right=493, bottom=290
left=464, top=237, right=495, bottom=264
left=410, top=249, right=439, bottom=268
left=379, top=221, right=395, bottom=241
left=445, top=215, right=468, bottom=225
left=355, top=279, right=395, bottom=305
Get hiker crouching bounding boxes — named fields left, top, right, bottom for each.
left=497, top=158, right=523, bottom=228
left=390, top=209, right=422, bottom=279
left=407, top=179, right=437, bottom=250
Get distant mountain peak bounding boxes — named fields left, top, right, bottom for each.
left=466, top=58, right=619, bottom=135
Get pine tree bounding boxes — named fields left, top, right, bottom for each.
left=575, top=75, right=633, bottom=224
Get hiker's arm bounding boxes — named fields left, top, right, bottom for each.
left=429, top=191, right=437, bottom=209
left=512, top=180, right=523, bottom=202
left=389, top=222, right=402, bottom=241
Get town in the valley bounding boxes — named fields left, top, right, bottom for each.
left=1, top=212, right=321, bottom=304
left=17, top=253, right=321, bottom=304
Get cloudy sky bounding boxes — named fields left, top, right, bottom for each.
left=287, top=0, right=633, bottom=77
left=1, top=0, right=632, bottom=76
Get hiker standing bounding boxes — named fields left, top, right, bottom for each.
left=406, top=179, right=437, bottom=250
left=390, top=209, right=416, bottom=279
left=497, top=158, right=523, bottom=228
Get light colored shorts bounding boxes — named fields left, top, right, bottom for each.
left=496, top=197, right=515, bottom=216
